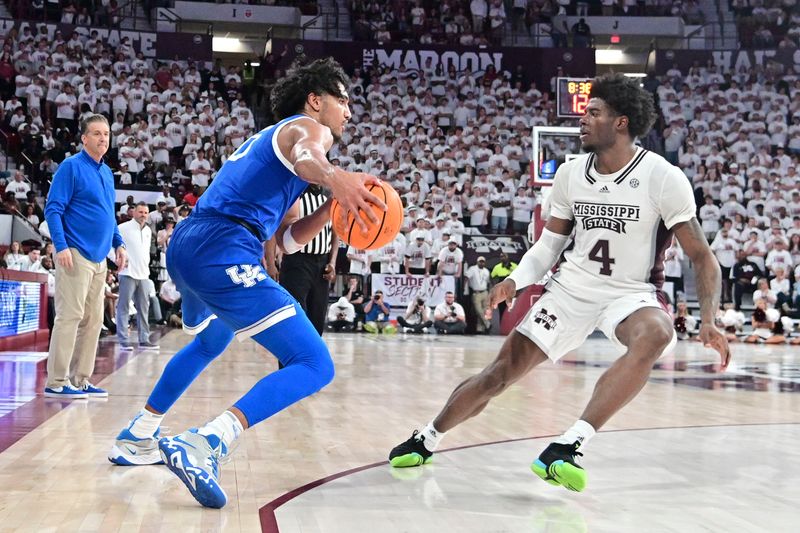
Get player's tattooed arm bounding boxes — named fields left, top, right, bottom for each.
left=673, top=217, right=731, bottom=370
left=673, top=217, right=720, bottom=323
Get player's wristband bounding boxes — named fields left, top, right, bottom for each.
left=506, top=228, right=569, bottom=290
left=282, top=226, right=303, bottom=254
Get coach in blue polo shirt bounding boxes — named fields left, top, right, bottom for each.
left=43, top=114, right=128, bottom=399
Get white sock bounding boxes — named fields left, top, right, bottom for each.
left=129, top=409, right=164, bottom=439
left=555, top=420, right=596, bottom=448
left=418, top=422, right=445, bottom=452
left=198, top=410, right=244, bottom=451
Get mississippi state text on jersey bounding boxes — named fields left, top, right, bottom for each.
left=547, top=147, right=696, bottom=294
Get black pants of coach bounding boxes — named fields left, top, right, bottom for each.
left=279, top=252, right=330, bottom=335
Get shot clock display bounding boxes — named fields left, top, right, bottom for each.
left=556, top=77, right=593, bottom=118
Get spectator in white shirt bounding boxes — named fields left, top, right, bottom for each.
left=711, top=228, right=738, bottom=303
left=404, top=236, right=432, bottom=275
left=347, top=245, right=372, bottom=279
left=433, top=291, right=467, bottom=334
left=765, top=238, right=794, bottom=275
left=664, top=237, right=685, bottom=304
left=753, top=278, right=778, bottom=308
left=397, top=296, right=433, bottom=334
left=511, top=187, right=535, bottom=234
left=447, top=211, right=466, bottom=244
left=189, top=149, right=212, bottom=190
left=326, top=296, right=356, bottom=332
left=16, top=247, right=42, bottom=272
left=437, top=239, right=464, bottom=278
left=7, top=171, right=31, bottom=201
left=699, top=195, right=721, bottom=240
left=770, top=267, right=791, bottom=309
left=116, top=202, right=157, bottom=349
left=489, top=181, right=511, bottom=233
left=3, top=241, right=25, bottom=270
left=155, top=185, right=177, bottom=208
left=377, top=233, right=405, bottom=274
left=465, top=256, right=491, bottom=333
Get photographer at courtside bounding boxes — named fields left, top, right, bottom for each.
left=363, top=290, right=396, bottom=334
left=397, top=296, right=434, bottom=333
left=433, top=291, right=466, bottom=334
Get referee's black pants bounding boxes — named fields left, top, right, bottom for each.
left=279, top=252, right=330, bottom=335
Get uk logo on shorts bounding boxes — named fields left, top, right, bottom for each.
left=533, top=308, right=558, bottom=330
left=226, top=265, right=267, bottom=288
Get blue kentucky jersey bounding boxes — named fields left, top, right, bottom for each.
left=193, top=114, right=310, bottom=241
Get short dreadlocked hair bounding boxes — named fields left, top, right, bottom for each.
left=589, top=73, right=656, bottom=139
left=270, top=57, right=350, bottom=121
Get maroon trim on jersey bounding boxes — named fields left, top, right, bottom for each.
left=649, top=219, right=672, bottom=289
left=656, top=289, right=673, bottom=320
left=584, top=154, right=596, bottom=184
left=614, top=149, right=649, bottom=184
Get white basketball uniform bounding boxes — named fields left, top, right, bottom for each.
left=517, top=147, right=696, bottom=360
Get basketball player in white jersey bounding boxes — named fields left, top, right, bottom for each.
left=389, top=74, right=731, bottom=492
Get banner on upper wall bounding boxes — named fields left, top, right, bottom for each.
left=462, top=234, right=528, bottom=271
left=370, top=274, right=455, bottom=309
left=271, top=39, right=595, bottom=91
left=655, top=49, right=799, bottom=77
left=0, top=18, right=212, bottom=60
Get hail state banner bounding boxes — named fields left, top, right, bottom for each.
left=462, top=234, right=528, bottom=271
left=271, top=39, right=595, bottom=91
left=655, top=49, right=799, bottom=76
left=0, top=18, right=212, bottom=60
left=370, top=274, right=456, bottom=309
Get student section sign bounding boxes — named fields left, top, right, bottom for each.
left=370, top=274, right=455, bottom=309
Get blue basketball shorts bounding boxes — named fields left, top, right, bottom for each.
left=167, top=214, right=301, bottom=341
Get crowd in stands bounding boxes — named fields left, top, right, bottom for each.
left=352, top=1, right=704, bottom=45
left=0, top=21, right=259, bottom=333
left=732, top=0, right=800, bottom=49
left=658, top=46, right=800, bottom=341
left=2, top=0, right=800, bottom=340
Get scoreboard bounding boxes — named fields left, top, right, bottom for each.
left=556, top=77, right=593, bottom=118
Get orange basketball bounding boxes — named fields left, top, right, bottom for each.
left=331, top=181, right=403, bottom=250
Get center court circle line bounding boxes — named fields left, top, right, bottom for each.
left=258, top=421, right=799, bottom=532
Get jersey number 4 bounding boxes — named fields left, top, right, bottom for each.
left=588, top=239, right=615, bottom=275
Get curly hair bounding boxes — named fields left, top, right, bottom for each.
left=270, top=57, right=350, bottom=121
left=589, top=73, right=656, bottom=139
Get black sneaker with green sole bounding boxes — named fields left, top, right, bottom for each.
left=531, top=441, right=587, bottom=492
left=389, top=430, right=433, bottom=467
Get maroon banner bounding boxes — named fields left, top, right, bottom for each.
left=272, top=39, right=595, bottom=90
left=462, top=234, right=528, bottom=271
left=0, top=18, right=211, bottom=60
left=155, top=32, right=213, bottom=62
left=655, top=49, right=797, bottom=76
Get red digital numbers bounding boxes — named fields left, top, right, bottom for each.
left=572, top=93, right=590, bottom=115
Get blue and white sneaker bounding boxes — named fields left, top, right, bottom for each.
left=79, top=382, right=108, bottom=398
left=108, top=422, right=164, bottom=466
left=159, top=429, right=228, bottom=508
left=43, top=384, right=88, bottom=399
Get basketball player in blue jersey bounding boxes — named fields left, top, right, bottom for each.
left=108, top=58, right=386, bottom=509
left=389, top=74, right=730, bottom=492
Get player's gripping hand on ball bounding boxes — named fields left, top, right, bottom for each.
left=329, top=169, right=386, bottom=234
left=485, top=278, right=516, bottom=321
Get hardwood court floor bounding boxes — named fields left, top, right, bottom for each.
left=0, top=331, right=798, bottom=532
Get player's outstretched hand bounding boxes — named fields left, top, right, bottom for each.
left=697, top=323, right=731, bottom=371
left=330, top=170, right=387, bottom=234
left=485, top=279, right=516, bottom=320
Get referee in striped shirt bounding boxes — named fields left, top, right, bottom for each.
left=276, top=184, right=339, bottom=334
